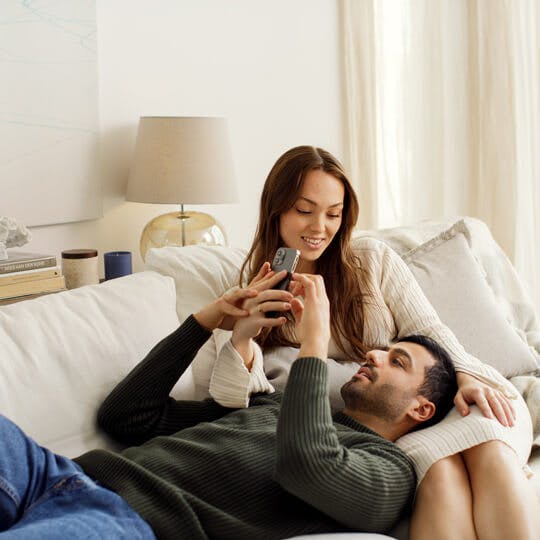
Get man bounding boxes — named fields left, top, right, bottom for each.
left=0, top=270, right=456, bottom=539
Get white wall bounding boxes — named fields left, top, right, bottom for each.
left=26, top=0, right=344, bottom=274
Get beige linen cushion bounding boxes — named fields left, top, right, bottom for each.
left=401, top=221, right=539, bottom=378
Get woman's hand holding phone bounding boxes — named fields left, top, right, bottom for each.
left=231, top=268, right=293, bottom=369
left=266, top=247, right=300, bottom=317
left=194, top=260, right=288, bottom=332
left=232, top=271, right=293, bottom=341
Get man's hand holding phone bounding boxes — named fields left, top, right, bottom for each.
left=289, top=273, right=331, bottom=362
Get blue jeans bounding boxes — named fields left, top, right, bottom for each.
left=0, top=415, right=155, bottom=539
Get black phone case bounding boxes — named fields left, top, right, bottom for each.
left=266, top=248, right=299, bottom=318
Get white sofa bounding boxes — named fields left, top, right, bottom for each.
left=0, top=217, right=538, bottom=540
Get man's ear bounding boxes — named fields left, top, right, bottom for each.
left=406, top=396, right=436, bottom=424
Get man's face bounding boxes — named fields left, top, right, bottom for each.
left=340, top=342, right=435, bottom=422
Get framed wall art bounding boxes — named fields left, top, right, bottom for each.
left=0, top=0, right=101, bottom=226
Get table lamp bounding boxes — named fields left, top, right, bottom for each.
left=126, top=116, right=238, bottom=261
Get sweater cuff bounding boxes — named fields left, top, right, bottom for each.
left=289, top=356, right=327, bottom=382
left=247, top=342, right=275, bottom=396
left=209, top=339, right=274, bottom=408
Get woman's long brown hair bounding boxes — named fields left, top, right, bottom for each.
left=240, top=145, right=372, bottom=362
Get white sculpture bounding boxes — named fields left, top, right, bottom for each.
left=0, top=217, right=32, bottom=260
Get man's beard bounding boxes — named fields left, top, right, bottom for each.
left=340, top=378, right=415, bottom=422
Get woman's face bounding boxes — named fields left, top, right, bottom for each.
left=278, top=169, right=345, bottom=272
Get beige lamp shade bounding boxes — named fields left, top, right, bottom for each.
left=126, top=116, right=238, bottom=260
left=126, top=116, right=238, bottom=204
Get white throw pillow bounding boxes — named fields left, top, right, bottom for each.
left=0, top=271, right=181, bottom=457
left=146, top=245, right=248, bottom=323
left=146, top=245, right=248, bottom=397
left=402, top=221, right=539, bottom=377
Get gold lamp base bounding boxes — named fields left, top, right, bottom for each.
left=140, top=210, right=227, bottom=261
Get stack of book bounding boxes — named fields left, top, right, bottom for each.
left=0, top=252, right=66, bottom=306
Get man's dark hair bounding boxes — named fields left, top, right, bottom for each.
left=400, top=334, right=458, bottom=431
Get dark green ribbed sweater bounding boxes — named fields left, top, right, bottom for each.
left=75, top=316, right=415, bottom=540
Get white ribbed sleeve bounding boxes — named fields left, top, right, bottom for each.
left=209, top=339, right=275, bottom=407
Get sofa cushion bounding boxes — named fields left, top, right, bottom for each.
left=399, top=221, right=539, bottom=378
left=0, top=271, right=181, bottom=458
left=146, top=245, right=247, bottom=398
left=145, top=244, right=248, bottom=320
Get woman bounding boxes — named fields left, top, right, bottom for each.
left=210, top=146, right=538, bottom=539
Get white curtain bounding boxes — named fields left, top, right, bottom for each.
left=340, top=0, right=540, bottom=314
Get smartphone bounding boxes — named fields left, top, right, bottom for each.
left=266, top=247, right=300, bottom=318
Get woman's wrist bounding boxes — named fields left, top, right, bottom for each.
left=456, top=371, right=477, bottom=386
left=231, top=335, right=255, bottom=371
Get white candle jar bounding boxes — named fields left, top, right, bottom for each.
left=61, top=249, right=99, bottom=289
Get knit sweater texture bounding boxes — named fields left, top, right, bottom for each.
left=75, top=316, right=415, bottom=540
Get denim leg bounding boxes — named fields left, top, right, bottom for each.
left=0, top=415, right=155, bottom=539
left=0, top=415, right=81, bottom=531
left=2, top=473, right=155, bottom=539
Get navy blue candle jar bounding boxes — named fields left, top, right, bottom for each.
left=104, top=251, right=133, bottom=280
